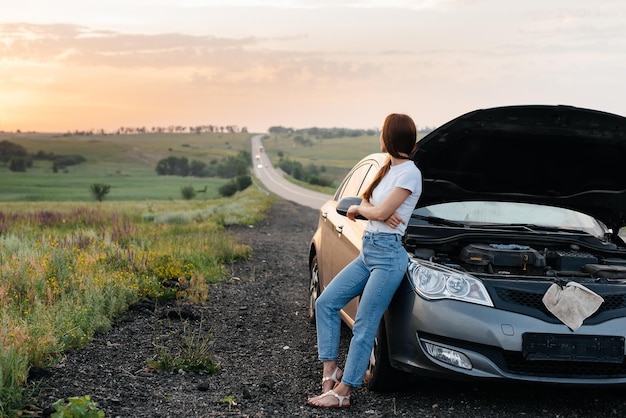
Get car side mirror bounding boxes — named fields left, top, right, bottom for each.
left=336, top=196, right=367, bottom=219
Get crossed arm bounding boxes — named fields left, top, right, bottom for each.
left=347, top=187, right=410, bottom=229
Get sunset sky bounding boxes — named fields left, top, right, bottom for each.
left=1, top=0, right=625, bottom=133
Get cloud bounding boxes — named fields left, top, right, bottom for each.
left=160, top=0, right=446, bottom=9
left=0, top=22, right=388, bottom=85
left=0, top=23, right=258, bottom=64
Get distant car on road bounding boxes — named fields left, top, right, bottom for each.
left=308, top=104, right=626, bottom=391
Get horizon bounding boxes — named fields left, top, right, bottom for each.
left=0, top=122, right=437, bottom=135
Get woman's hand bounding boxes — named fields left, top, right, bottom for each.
left=385, top=212, right=405, bottom=229
left=347, top=205, right=360, bottom=221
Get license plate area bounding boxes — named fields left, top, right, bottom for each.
left=522, top=333, right=625, bottom=363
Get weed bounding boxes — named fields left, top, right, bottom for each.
left=149, top=315, right=220, bottom=374
left=220, top=395, right=237, bottom=411
left=51, top=395, right=105, bottom=418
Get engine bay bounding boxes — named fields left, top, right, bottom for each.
left=411, top=241, right=626, bottom=280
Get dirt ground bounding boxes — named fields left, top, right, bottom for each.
left=26, top=198, right=626, bottom=418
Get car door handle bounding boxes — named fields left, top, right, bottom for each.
left=322, top=211, right=328, bottom=219
left=335, top=225, right=343, bottom=234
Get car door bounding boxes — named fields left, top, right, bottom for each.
left=323, top=157, right=381, bottom=325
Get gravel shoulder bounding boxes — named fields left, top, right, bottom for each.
left=28, top=198, right=626, bottom=418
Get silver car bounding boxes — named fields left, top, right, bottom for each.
left=308, top=105, right=626, bottom=391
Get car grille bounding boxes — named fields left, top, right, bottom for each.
left=503, top=351, right=626, bottom=378
left=487, top=284, right=626, bottom=377
left=490, top=284, right=626, bottom=324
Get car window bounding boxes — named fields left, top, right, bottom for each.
left=334, top=160, right=379, bottom=200
left=414, top=201, right=606, bottom=237
left=357, top=162, right=381, bottom=197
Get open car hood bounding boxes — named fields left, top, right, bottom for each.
left=412, top=105, right=626, bottom=232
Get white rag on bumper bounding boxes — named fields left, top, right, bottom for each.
left=542, top=282, right=604, bottom=331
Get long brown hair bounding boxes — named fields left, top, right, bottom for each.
left=361, top=113, right=416, bottom=201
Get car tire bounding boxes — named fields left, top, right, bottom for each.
left=308, top=254, right=321, bottom=324
left=366, top=319, right=408, bottom=392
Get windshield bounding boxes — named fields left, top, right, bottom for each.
left=414, top=201, right=607, bottom=238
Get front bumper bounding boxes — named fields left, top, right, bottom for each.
left=385, top=279, right=626, bottom=385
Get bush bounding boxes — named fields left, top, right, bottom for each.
left=189, top=160, right=207, bottom=177
left=235, top=175, right=252, bottom=191
left=90, top=183, right=111, bottom=202
left=219, top=174, right=252, bottom=197
left=53, top=155, right=87, bottom=167
left=0, top=140, right=28, bottom=163
left=181, top=186, right=196, bottom=200
left=155, top=156, right=189, bottom=176
left=218, top=181, right=238, bottom=197
left=307, top=175, right=333, bottom=187
left=277, top=158, right=332, bottom=187
left=9, top=156, right=27, bottom=172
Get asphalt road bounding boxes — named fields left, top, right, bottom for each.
left=250, top=134, right=332, bottom=210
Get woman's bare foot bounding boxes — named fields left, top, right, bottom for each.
left=307, top=382, right=351, bottom=408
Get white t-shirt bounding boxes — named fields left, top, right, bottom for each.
left=364, top=160, right=422, bottom=235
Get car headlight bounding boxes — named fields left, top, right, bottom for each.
left=407, top=257, right=493, bottom=307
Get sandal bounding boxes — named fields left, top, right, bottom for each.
left=321, top=367, right=342, bottom=391
left=308, top=389, right=350, bottom=409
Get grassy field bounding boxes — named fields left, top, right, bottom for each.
left=259, top=131, right=429, bottom=192
left=0, top=170, right=229, bottom=201
left=261, top=132, right=381, bottom=184
left=262, top=132, right=381, bottom=168
left=0, top=130, right=393, bottom=201
left=0, top=131, right=252, bottom=202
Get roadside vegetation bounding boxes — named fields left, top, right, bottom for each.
left=0, top=187, right=273, bottom=415
left=0, top=130, right=271, bottom=415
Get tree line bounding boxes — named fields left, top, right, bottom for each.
left=155, top=150, right=251, bottom=178
left=0, top=140, right=86, bottom=172
left=268, top=125, right=434, bottom=138
left=276, top=154, right=332, bottom=188
left=154, top=150, right=253, bottom=198
left=59, top=124, right=248, bottom=137
left=268, top=126, right=378, bottom=138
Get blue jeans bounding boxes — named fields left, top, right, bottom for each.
left=315, top=231, right=408, bottom=387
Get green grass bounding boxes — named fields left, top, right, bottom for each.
left=0, top=169, right=227, bottom=201
left=0, top=131, right=252, bottom=202
left=260, top=132, right=428, bottom=189
left=262, top=132, right=381, bottom=177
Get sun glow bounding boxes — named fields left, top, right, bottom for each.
left=0, top=1, right=624, bottom=133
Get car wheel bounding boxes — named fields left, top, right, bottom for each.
left=308, top=254, right=321, bottom=323
left=366, top=320, right=407, bottom=392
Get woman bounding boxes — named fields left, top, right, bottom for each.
left=307, top=113, right=422, bottom=409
